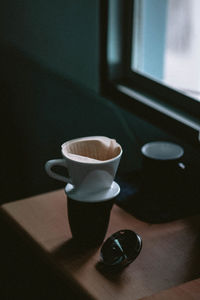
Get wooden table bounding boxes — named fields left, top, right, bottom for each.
left=1, top=189, right=200, bottom=299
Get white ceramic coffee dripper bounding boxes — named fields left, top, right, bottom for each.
left=45, top=136, right=122, bottom=200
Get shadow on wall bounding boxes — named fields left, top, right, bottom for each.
left=0, top=44, right=140, bottom=203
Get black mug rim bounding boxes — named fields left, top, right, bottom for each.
left=141, top=141, right=184, bottom=161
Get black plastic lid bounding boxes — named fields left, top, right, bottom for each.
left=100, top=229, right=142, bottom=269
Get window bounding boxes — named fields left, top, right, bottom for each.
left=100, top=0, right=200, bottom=144
left=132, top=0, right=200, bottom=101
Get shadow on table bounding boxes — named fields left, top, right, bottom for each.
left=52, top=238, right=99, bottom=264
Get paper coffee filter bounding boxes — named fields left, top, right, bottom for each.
left=62, top=136, right=121, bottom=163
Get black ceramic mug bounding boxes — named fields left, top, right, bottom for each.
left=67, top=197, right=114, bottom=248
left=138, top=141, right=186, bottom=222
left=141, top=141, right=185, bottom=186
left=65, top=181, right=120, bottom=248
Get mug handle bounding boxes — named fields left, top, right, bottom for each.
left=178, top=162, right=186, bottom=170
left=45, top=159, right=72, bottom=184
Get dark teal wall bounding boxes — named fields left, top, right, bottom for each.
left=0, top=0, right=100, bottom=91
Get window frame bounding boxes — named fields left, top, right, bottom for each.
left=100, top=0, right=200, bottom=146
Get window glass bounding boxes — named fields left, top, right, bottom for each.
left=132, top=0, right=200, bottom=102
